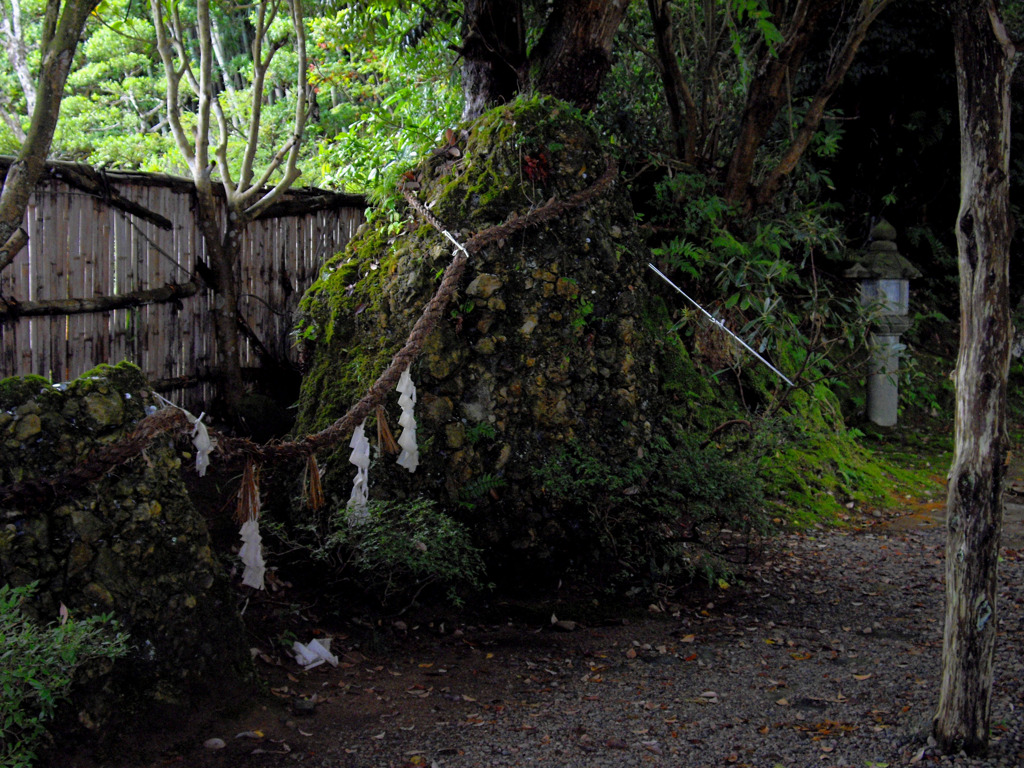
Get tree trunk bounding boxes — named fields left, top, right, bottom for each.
left=530, top=0, right=629, bottom=112
left=460, top=0, right=525, bottom=121
left=193, top=184, right=245, bottom=420
left=646, top=0, right=697, bottom=164
left=933, top=0, right=1015, bottom=755
left=460, top=0, right=627, bottom=119
left=721, top=0, right=826, bottom=206
left=0, top=0, right=100, bottom=273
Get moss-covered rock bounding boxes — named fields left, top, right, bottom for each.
left=295, top=97, right=664, bottom=579
left=0, top=362, right=248, bottom=736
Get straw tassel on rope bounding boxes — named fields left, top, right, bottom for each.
left=376, top=405, right=400, bottom=455
left=304, top=454, right=324, bottom=511
left=236, top=459, right=266, bottom=590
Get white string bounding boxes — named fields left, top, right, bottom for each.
left=441, top=229, right=469, bottom=258
left=648, top=263, right=795, bottom=387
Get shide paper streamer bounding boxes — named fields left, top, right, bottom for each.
left=347, top=419, right=370, bottom=522
left=396, top=368, right=419, bottom=472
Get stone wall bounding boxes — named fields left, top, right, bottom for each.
left=0, top=362, right=248, bottom=731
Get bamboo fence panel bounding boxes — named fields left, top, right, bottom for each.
left=1, top=166, right=364, bottom=413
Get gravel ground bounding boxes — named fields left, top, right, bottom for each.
left=77, top=512, right=1023, bottom=768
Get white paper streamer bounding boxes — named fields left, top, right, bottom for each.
left=152, top=392, right=216, bottom=476
left=238, top=518, right=266, bottom=590
left=191, top=413, right=214, bottom=477
left=347, top=419, right=370, bottom=521
left=396, top=369, right=419, bottom=472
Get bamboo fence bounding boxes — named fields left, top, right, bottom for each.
left=0, top=161, right=364, bottom=412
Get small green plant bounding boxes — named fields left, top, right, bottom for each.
left=465, top=422, right=497, bottom=445
left=571, top=296, right=595, bottom=329
left=457, top=472, right=507, bottom=508
left=533, top=432, right=769, bottom=591
left=272, top=498, right=487, bottom=608
left=0, top=583, right=128, bottom=768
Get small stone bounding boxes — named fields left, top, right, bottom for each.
left=83, top=391, right=125, bottom=428
left=203, top=737, right=227, bottom=750
left=553, top=620, right=578, bottom=632
left=292, top=698, right=316, bottom=716
left=13, top=413, right=41, bottom=441
left=466, top=273, right=503, bottom=298
left=445, top=422, right=466, bottom=449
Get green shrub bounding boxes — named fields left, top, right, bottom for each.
left=0, top=583, right=128, bottom=768
left=271, top=498, right=487, bottom=608
left=533, top=432, right=768, bottom=592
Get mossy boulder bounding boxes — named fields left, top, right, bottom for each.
left=295, top=97, right=665, bottom=579
left=0, top=362, right=248, bottom=735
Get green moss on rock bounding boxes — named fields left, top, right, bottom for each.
left=0, top=364, right=249, bottom=736
left=294, top=96, right=664, bottom=579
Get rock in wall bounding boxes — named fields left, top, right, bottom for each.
left=0, top=362, right=248, bottom=731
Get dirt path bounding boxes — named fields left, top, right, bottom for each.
left=57, top=462, right=1024, bottom=768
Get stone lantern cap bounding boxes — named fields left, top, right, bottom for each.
left=843, top=219, right=922, bottom=280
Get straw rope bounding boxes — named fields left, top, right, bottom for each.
left=0, top=158, right=618, bottom=511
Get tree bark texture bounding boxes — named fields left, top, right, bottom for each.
left=933, top=0, right=1015, bottom=755
left=460, top=0, right=627, bottom=119
left=0, top=0, right=100, bottom=273
left=529, top=0, right=629, bottom=111
left=461, top=0, right=525, bottom=120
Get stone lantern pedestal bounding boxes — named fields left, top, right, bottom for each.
left=844, top=220, right=921, bottom=427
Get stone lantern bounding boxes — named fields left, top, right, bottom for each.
left=844, top=219, right=921, bottom=427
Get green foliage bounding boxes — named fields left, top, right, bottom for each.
left=307, top=3, right=461, bottom=197
left=649, top=171, right=868, bottom=396
left=0, top=583, right=128, bottom=768
left=457, top=472, right=506, bottom=507
left=464, top=422, right=496, bottom=445
left=270, top=498, right=487, bottom=607
left=533, top=433, right=768, bottom=591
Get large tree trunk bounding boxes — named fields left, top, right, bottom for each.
left=460, top=0, right=627, bottom=119
left=933, top=0, right=1015, bottom=755
left=461, top=0, right=525, bottom=121
left=529, top=0, right=629, bottom=111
